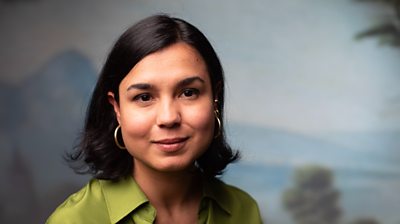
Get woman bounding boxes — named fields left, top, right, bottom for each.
left=47, top=15, right=262, bottom=224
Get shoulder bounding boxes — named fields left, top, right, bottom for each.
left=46, top=179, right=109, bottom=224
left=206, top=179, right=263, bottom=223
left=216, top=180, right=259, bottom=209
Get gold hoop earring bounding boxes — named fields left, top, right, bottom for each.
left=214, top=109, right=222, bottom=139
left=114, top=125, right=126, bottom=149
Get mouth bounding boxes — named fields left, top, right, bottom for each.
left=151, top=137, right=189, bottom=152
left=153, top=137, right=189, bottom=144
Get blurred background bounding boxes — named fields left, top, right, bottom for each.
left=1, top=0, right=400, bottom=223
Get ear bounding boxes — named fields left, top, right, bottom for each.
left=213, top=81, right=222, bottom=106
left=213, top=99, right=219, bottom=111
left=107, top=91, right=121, bottom=124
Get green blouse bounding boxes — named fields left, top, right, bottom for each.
left=46, top=176, right=263, bottom=224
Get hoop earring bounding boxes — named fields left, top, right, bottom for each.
left=114, top=125, right=126, bottom=149
left=214, top=109, right=222, bottom=139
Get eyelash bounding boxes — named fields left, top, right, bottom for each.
left=180, top=88, right=200, bottom=99
left=132, top=88, right=200, bottom=103
left=133, top=93, right=152, bottom=102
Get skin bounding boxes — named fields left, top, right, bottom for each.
left=108, top=42, right=215, bottom=223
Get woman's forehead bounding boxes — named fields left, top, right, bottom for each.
left=121, top=43, right=210, bottom=86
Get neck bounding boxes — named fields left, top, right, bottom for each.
left=132, top=162, right=203, bottom=209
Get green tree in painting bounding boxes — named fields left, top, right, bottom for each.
left=282, top=165, right=341, bottom=224
left=355, top=0, right=400, bottom=47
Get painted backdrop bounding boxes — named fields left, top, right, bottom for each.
left=1, top=0, right=400, bottom=223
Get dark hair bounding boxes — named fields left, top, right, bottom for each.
left=68, top=14, right=239, bottom=180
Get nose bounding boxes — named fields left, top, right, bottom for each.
left=156, top=99, right=181, bottom=128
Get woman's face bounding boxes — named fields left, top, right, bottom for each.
left=109, top=42, right=215, bottom=173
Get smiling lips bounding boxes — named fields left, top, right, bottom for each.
left=152, top=137, right=189, bottom=152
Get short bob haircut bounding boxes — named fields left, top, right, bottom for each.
left=69, top=14, right=239, bottom=181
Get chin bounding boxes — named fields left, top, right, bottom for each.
left=154, top=160, right=196, bottom=173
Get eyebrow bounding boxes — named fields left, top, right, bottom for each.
left=177, top=76, right=205, bottom=88
left=126, top=76, right=205, bottom=91
left=127, top=83, right=152, bottom=91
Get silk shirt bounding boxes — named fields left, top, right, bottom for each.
left=46, top=176, right=263, bottom=224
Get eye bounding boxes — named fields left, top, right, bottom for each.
left=180, top=88, right=200, bottom=99
left=133, top=93, right=152, bottom=102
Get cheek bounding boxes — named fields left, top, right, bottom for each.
left=119, top=109, right=151, bottom=138
left=188, top=106, right=215, bottom=133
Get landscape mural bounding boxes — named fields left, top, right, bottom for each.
left=1, top=0, right=400, bottom=223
